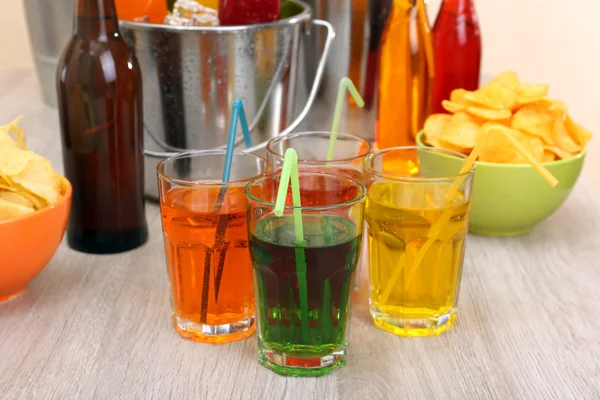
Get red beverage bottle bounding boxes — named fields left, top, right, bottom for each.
left=432, top=0, right=482, bottom=114
left=219, top=0, right=280, bottom=26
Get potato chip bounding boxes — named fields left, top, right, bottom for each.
left=0, top=116, right=62, bottom=221
left=516, top=83, right=549, bottom=106
left=542, top=151, right=556, bottom=162
left=0, top=116, right=27, bottom=149
left=442, top=100, right=466, bottom=113
left=521, top=132, right=545, bottom=163
left=0, top=190, right=35, bottom=209
left=443, top=90, right=483, bottom=114
left=548, top=99, right=568, bottom=115
left=476, top=125, right=515, bottom=163
left=10, top=154, right=61, bottom=205
left=0, top=148, right=34, bottom=176
left=423, top=71, right=592, bottom=164
left=450, top=88, right=470, bottom=104
left=424, top=114, right=451, bottom=145
left=477, top=123, right=544, bottom=164
left=17, top=190, right=48, bottom=210
left=553, top=118, right=582, bottom=154
left=511, top=105, right=555, bottom=145
left=565, top=115, right=592, bottom=147
left=0, top=198, right=35, bottom=220
left=0, top=130, right=17, bottom=149
left=487, top=71, right=520, bottom=91
left=439, top=113, right=481, bottom=153
left=0, top=181, right=47, bottom=210
left=464, top=83, right=518, bottom=110
left=466, top=106, right=511, bottom=121
left=528, top=97, right=553, bottom=109
left=544, top=145, right=573, bottom=160
left=425, top=136, right=443, bottom=149
left=451, top=111, right=483, bottom=123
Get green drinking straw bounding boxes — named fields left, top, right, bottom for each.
left=326, top=77, right=365, bottom=161
left=274, top=148, right=310, bottom=342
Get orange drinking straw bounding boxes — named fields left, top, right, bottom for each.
left=378, top=125, right=559, bottom=304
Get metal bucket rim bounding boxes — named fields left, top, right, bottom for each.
left=119, top=0, right=312, bottom=33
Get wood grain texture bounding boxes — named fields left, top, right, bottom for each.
left=1, top=71, right=600, bottom=400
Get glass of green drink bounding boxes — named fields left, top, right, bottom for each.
left=245, top=172, right=366, bottom=377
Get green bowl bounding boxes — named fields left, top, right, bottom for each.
left=416, top=130, right=586, bottom=236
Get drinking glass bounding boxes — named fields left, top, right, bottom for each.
left=364, top=146, right=474, bottom=337
left=266, top=131, right=371, bottom=181
left=157, top=151, right=270, bottom=344
left=245, top=171, right=366, bottom=376
left=267, top=131, right=372, bottom=294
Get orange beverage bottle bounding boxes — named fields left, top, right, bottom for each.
left=195, top=0, right=218, bottom=9
left=376, top=0, right=434, bottom=149
left=114, top=0, right=167, bottom=23
left=348, top=0, right=369, bottom=106
left=174, top=0, right=218, bottom=17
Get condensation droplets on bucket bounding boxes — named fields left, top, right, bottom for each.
left=120, top=1, right=334, bottom=200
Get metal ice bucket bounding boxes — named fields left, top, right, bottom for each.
left=23, top=0, right=74, bottom=107
left=120, top=1, right=334, bottom=199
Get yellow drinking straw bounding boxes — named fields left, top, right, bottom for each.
left=499, top=130, right=559, bottom=187
left=327, top=77, right=365, bottom=161
left=274, top=148, right=310, bottom=342
left=378, top=125, right=559, bottom=304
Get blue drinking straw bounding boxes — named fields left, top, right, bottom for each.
left=204, top=98, right=254, bottom=315
left=222, top=98, right=253, bottom=182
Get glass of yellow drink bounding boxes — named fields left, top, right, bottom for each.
left=363, top=147, right=475, bottom=337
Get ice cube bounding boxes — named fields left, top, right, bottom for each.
left=166, top=0, right=219, bottom=26
left=174, top=0, right=217, bottom=16
left=378, top=231, right=405, bottom=250
left=190, top=13, right=219, bottom=26
left=275, top=224, right=300, bottom=246
left=164, top=14, right=192, bottom=26
left=164, top=14, right=218, bottom=26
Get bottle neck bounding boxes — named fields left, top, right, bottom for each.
left=73, top=0, right=119, bottom=39
left=440, top=0, right=476, bottom=15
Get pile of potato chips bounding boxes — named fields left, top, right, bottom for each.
left=423, top=71, right=592, bottom=163
left=0, top=117, right=62, bottom=221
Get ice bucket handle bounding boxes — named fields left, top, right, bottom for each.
left=244, top=18, right=335, bottom=153
left=144, top=18, right=335, bottom=158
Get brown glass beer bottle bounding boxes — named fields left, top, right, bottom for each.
left=56, top=0, right=148, bottom=254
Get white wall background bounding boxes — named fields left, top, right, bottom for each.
left=2, top=0, right=599, bottom=187
left=1, top=1, right=31, bottom=69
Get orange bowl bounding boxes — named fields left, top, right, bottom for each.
left=0, top=176, right=72, bottom=302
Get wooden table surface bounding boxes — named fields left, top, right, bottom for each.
left=1, top=71, right=600, bottom=400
